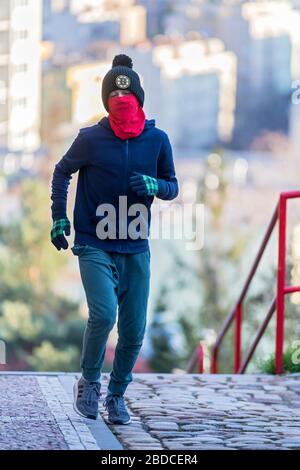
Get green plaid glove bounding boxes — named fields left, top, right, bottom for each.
left=51, top=217, right=71, bottom=251
left=129, top=172, right=159, bottom=196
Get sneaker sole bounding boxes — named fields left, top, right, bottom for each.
left=73, top=379, right=99, bottom=420
left=106, top=417, right=131, bottom=425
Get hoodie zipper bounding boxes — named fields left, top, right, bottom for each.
left=124, top=139, right=129, bottom=193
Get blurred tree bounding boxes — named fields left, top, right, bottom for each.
left=27, top=341, right=79, bottom=372
left=0, top=178, right=85, bottom=372
left=192, top=149, right=250, bottom=371
left=191, top=150, right=298, bottom=373
left=148, top=249, right=201, bottom=373
left=147, top=285, right=180, bottom=372
left=148, top=149, right=255, bottom=373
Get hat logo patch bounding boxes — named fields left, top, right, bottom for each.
left=115, top=75, right=131, bottom=89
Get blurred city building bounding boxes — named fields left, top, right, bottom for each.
left=215, top=1, right=300, bottom=148
left=0, top=0, right=42, bottom=177
left=152, top=35, right=237, bottom=149
left=136, top=0, right=168, bottom=38
left=66, top=60, right=112, bottom=124
left=185, top=0, right=300, bottom=148
left=43, top=0, right=146, bottom=64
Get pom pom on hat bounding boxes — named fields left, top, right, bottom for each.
left=112, top=54, right=133, bottom=69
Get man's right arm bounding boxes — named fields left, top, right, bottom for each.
left=51, top=129, right=88, bottom=220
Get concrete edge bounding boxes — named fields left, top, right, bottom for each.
left=59, top=374, right=124, bottom=451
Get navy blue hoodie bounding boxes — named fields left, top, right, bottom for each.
left=51, top=116, right=179, bottom=253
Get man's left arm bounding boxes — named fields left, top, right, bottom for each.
left=155, top=132, right=179, bottom=200
left=129, top=133, right=179, bottom=200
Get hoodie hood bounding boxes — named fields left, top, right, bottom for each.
left=98, top=116, right=155, bottom=134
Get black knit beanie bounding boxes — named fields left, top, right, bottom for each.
left=101, top=54, right=145, bottom=112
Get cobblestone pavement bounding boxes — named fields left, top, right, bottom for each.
left=37, top=375, right=102, bottom=449
left=0, top=375, right=68, bottom=450
left=100, top=373, right=300, bottom=450
left=0, top=373, right=121, bottom=450
left=1, top=373, right=300, bottom=450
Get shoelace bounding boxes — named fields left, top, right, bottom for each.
left=83, top=382, right=101, bottom=406
left=103, top=395, right=126, bottom=416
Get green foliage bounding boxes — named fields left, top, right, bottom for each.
left=148, top=248, right=202, bottom=373
left=0, top=179, right=68, bottom=291
left=0, top=301, right=44, bottom=342
left=148, top=149, right=297, bottom=375
left=148, top=285, right=183, bottom=372
left=0, top=178, right=84, bottom=372
left=27, top=341, right=79, bottom=372
left=258, top=344, right=300, bottom=374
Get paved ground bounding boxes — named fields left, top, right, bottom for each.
left=0, top=373, right=121, bottom=450
left=0, top=375, right=68, bottom=450
left=0, top=372, right=300, bottom=450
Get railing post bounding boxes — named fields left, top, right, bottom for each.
left=211, top=347, right=218, bottom=374
left=234, top=303, right=243, bottom=373
left=197, top=344, right=204, bottom=374
left=275, top=195, right=287, bottom=374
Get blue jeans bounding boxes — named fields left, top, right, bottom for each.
left=71, top=244, right=151, bottom=395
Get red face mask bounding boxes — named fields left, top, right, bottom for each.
left=108, top=94, right=146, bottom=140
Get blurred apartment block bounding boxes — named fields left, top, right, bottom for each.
left=66, top=59, right=113, bottom=125
left=71, top=0, right=146, bottom=47
left=43, top=0, right=300, bottom=152
left=43, top=0, right=146, bottom=62
left=185, top=0, right=300, bottom=148
left=0, top=0, right=43, bottom=178
left=136, top=0, right=167, bottom=38
left=224, top=1, right=300, bottom=148
left=151, top=36, right=237, bottom=149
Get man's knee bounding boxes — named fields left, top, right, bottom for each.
left=118, top=332, right=146, bottom=349
left=87, top=310, right=116, bottom=332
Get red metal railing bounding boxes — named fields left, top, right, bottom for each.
left=186, top=343, right=204, bottom=374
left=187, top=190, right=300, bottom=375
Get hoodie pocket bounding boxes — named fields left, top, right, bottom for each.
left=71, top=244, right=90, bottom=257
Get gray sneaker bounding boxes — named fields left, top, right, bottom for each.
left=103, top=393, right=131, bottom=425
left=73, top=376, right=101, bottom=420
